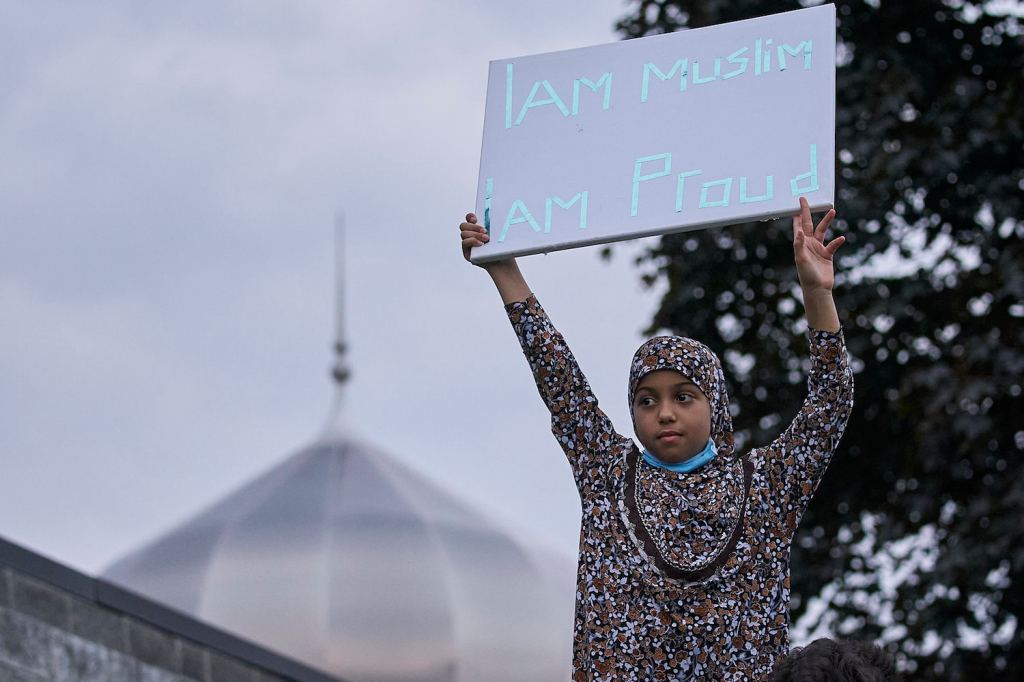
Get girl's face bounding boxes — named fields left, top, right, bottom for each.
left=632, top=369, right=712, bottom=463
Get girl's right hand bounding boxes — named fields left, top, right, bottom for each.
left=460, top=212, right=490, bottom=264
left=458, top=212, right=529, bottom=301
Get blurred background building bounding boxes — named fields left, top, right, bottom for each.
left=103, top=425, right=575, bottom=681
left=0, top=535, right=337, bottom=682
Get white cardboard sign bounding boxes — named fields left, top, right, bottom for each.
left=472, top=5, right=835, bottom=263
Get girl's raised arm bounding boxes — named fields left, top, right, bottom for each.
left=761, top=199, right=854, bottom=537
left=792, top=197, right=844, bottom=332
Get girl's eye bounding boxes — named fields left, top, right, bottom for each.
left=638, top=397, right=655, bottom=407
left=677, top=393, right=693, bottom=403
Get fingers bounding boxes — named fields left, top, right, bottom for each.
left=792, top=199, right=840, bottom=243
left=459, top=212, right=489, bottom=262
left=814, top=208, right=836, bottom=241
left=461, top=228, right=489, bottom=242
left=460, top=223, right=488, bottom=239
left=459, top=210, right=487, bottom=241
left=800, top=197, right=813, bottom=235
left=460, top=211, right=484, bottom=236
left=793, top=228, right=805, bottom=253
left=792, top=198, right=808, bottom=236
left=825, top=235, right=846, bottom=256
left=462, top=235, right=489, bottom=251
left=460, top=217, right=489, bottom=256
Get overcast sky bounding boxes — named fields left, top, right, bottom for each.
left=0, top=0, right=673, bottom=576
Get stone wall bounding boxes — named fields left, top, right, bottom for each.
left=0, top=538, right=339, bottom=682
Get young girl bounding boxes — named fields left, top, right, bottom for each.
left=459, top=198, right=854, bottom=680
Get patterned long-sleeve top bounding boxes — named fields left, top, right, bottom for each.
left=506, top=296, right=854, bottom=681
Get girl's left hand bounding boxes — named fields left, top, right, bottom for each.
left=792, top=197, right=845, bottom=291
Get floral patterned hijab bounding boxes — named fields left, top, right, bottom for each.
left=628, top=336, right=736, bottom=459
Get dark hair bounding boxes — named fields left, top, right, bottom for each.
left=770, top=638, right=901, bottom=682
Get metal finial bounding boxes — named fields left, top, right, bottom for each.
left=331, top=211, right=350, bottom=386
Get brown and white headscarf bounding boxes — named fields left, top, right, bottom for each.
left=627, top=336, right=736, bottom=459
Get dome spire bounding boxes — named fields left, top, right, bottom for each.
left=330, top=211, right=350, bottom=387
left=323, top=211, right=350, bottom=438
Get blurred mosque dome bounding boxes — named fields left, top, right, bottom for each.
left=103, top=220, right=574, bottom=681
left=104, top=428, right=574, bottom=681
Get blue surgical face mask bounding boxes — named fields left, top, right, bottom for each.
left=642, top=438, right=718, bottom=473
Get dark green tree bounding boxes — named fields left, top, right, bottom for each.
left=613, top=1, right=1023, bottom=679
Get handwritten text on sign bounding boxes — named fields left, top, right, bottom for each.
left=472, top=5, right=836, bottom=262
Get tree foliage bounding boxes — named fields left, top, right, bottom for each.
left=614, top=1, right=1023, bottom=678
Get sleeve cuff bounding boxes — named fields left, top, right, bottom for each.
left=504, top=294, right=540, bottom=324
left=808, top=327, right=847, bottom=363
left=808, top=327, right=844, bottom=343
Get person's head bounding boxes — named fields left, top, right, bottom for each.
left=628, top=336, right=734, bottom=464
left=770, top=638, right=901, bottom=682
